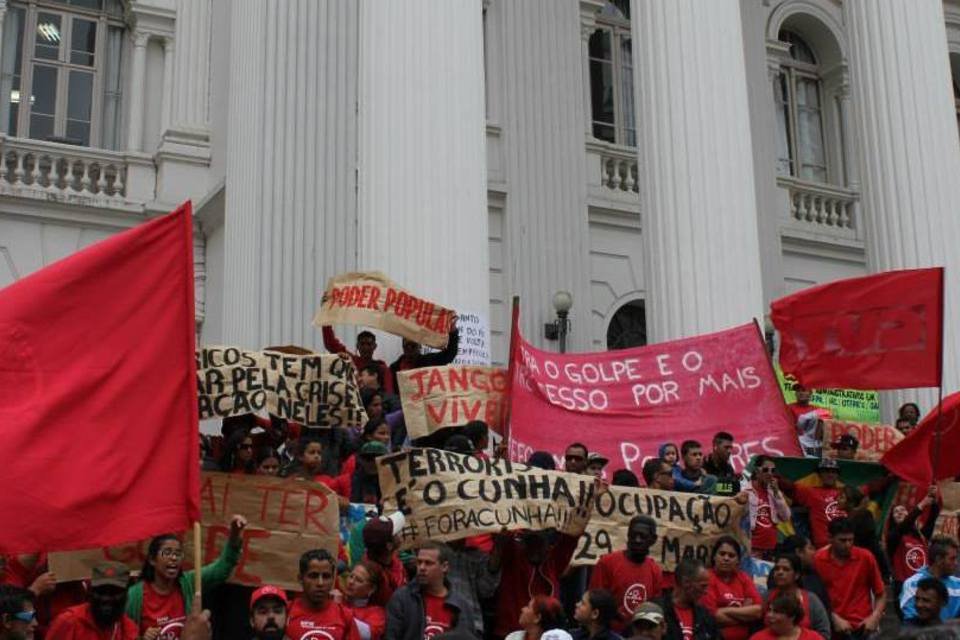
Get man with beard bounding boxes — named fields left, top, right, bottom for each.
left=249, top=586, right=290, bottom=640
left=47, top=562, right=138, bottom=639
left=589, top=515, right=664, bottom=633
left=0, top=586, right=37, bottom=640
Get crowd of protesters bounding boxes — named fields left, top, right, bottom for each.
left=3, top=326, right=960, bottom=640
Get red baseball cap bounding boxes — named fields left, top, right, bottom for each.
left=250, top=585, right=289, bottom=609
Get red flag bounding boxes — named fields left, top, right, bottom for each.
left=771, top=268, right=943, bottom=389
left=881, top=392, right=960, bottom=487
left=507, top=316, right=800, bottom=472
left=0, top=203, right=200, bottom=553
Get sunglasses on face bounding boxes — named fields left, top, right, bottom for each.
left=565, top=455, right=584, bottom=461
left=12, top=611, right=36, bottom=623
left=759, top=467, right=776, bottom=473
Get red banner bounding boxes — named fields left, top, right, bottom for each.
left=771, top=268, right=943, bottom=389
left=507, top=320, right=800, bottom=475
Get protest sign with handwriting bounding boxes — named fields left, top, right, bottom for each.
left=196, top=347, right=366, bottom=427
left=398, top=365, right=508, bottom=439
left=572, top=485, right=748, bottom=570
left=378, top=449, right=746, bottom=570
left=822, top=420, right=903, bottom=462
left=314, top=271, right=456, bottom=349
left=49, top=473, right=339, bottom=591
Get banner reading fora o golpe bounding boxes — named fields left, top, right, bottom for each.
left=313, top=271, right=456, bottom=349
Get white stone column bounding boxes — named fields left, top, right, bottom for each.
left=631, top=0, right=765, bottom=341
left=126, top=32, right=149, bottom=152
left=160, top=37, right=174, bottom=134
left=357, top=0, right=489, bottom=355
left=169, top=0, right=211, bottom=135
left=844, top=0, right=960, bottom=409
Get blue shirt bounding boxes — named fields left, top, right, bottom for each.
left=900, top=566, right=960, bottom=621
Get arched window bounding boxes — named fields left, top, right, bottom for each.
left=589, top=0, right=635, bottom=146
left=0, top=0, right=125, bottom=149
left=606, top=299, right=646, bottom=350
left=774, top=30, right=827, bottom=183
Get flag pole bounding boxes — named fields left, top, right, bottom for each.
left=932, top=268, right=946, bottom=479
left=501, top=296, right=520, bottom=447
left=193, top=521, right=202, bottom=597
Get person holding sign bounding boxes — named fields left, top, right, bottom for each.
left=286, top=549, right=359, bottom=640
left=388, top=324, right=460, bottom=393
left=322, top=327, right=395, bottom=395
left=126, top=515, right=248, bottom=638
left=589, top=515, right=664, bottom=633
left=702, top=537, right=761, bottom=640
left=777, top=459, right=845, bottom=548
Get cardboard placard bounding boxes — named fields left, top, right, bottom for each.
left=822, top=420, right=904, bottom=462
left=314, top=272, right=455, bottom=349
left=49, top=473, right=339, bottom=591
left=377, top=449, right=746, bottom=570
left=571, top=486, right=748, bottom=570
left=398, top=365, right=508, bottom=439
left=196, top=347, right=367, bottom=427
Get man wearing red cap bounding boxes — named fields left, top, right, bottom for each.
left=47, top=562, right=139, bottom=639
left=249, top=586, right=290, bottom=640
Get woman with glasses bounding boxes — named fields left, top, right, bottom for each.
left=744, top=456, right=790, bottom=561
left=341, top=560, right=386, bottom=640
left=219, top=428, right=256, bottom=475
left=125, top=515, right=248, bottom=639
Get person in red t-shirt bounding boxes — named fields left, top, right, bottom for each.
left=888, top=486, right=940, bottom=617
left=702, top=537, right=761, bottom=640
left=745, top=457, right=791, bottom=560
left=589, top=515, right=664, bottom=632
left=786, top=384, right=813, bottom=423
left=322, top=327, right=395, bottom=395
left=293, top=437, right=350, bottom=508
left=47, top=562, right=139, bottom=640
left=780, top=458, right=846, bottom=548
left=361, top=516, right=407, bottom=605
left=813, top=518, right=885, bottom=636
left=749, top=594, right=821, bottom=640
left=342, top=561, right=387, bottom=640
left=249, top=584, right=290, bottom=640
left=655, top=559, right=721, bottom=640
left=286, top=549, right=359, bottom=640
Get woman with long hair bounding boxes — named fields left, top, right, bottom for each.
left=125, top=515, right=247, bottom=638
left=219, top=428, right=255, bottom=474
left=505, top=595, right=567, bottom=640
left=342, top=560, right=386, bottom=640
left=704, top=536, right=762, bottom=640
left=763, top=553, right=830, bottom=639
left=572, top=589, right=620, bottom=640
left=255, top=446, right=281, bottom=476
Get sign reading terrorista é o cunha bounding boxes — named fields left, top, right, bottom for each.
left=196, top=346, right=367, bottom=428
left=378, top=449, right=747, bottom=570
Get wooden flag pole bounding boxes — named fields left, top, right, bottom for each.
left=933, top=268, right=946, bottom=480
left=501, top=296, right=521, bottom=446
left=193, top=521, right=202, bottom=596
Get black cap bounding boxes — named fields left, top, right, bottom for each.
left=817, top=457, right=840, bottom=471
left=831, top=434, right=859, bottom=450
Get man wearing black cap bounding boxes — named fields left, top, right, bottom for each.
left=831, top=434, right=859, bottom=461
left=779, top=457, right=846, bottom=548
left=249, top=585, right=290, bottom=640
left=47, top=562, right=139, bottom=639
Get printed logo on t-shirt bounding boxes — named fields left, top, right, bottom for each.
left=824, top=499, right=844, bottom=521
left=298, top=630, right=336, bottom=640
left=158, top=617, right=185, bottom=640
left=755, top=503, right=773, bottom=528
left=906, top=546, right=927, bottom=572
left=721, top=592, right=744, bottom=608
left=424, top=621, right=450, bottom=639
left=623, top=583, right=649, bottom=613
left=680, top=622, right=693, bottom=640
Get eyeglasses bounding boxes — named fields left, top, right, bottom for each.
left=12, top=611, right=36, bottom=623
left=759, top=467, right=776, bottom=473
left=159, top=548, right=184, bottom=559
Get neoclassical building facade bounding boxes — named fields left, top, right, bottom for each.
left=2, top=0, right=959, bottom=413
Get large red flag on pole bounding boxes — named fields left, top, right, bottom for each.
left=881, top=391, right=960, bottom=486
left=0, top=203, right=200, bottom=553
left=770, top=268, right=943, bottom=389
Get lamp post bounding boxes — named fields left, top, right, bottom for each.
left=544, top=290, right=573, bottom=353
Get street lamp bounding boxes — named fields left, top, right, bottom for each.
left=544, top=290, right=573, bottom=353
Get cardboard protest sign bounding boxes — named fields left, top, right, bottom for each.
left=508, top=320, right=800, bottom=473
left=398, top=365, right=508, bottom=439
left=777, top=367, right=881, bottom=424
left=196, top=347, right=366, bottom=427
left=933, top=482, right=960, bottom=539
left=314, top=271, right=455, bottom=349
left=822, top=420, right=904, bottom=462
left=571, top=486, right=748, bottom=570
left=378, top=449, right=596, bottom=547
left=49, top=473, right=339, bottom=591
